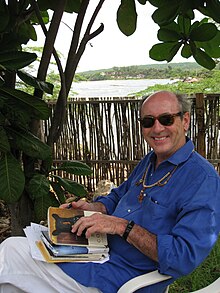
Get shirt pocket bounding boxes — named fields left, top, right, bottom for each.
left=142, top=197, right=177, bottom=234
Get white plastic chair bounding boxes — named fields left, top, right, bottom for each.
left=117, top=270, right=220, bottom=293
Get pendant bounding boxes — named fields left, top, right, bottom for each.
left=138, top=189, right=145, bottom=203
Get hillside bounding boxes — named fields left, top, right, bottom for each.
left=76, top=62, right=205, bottom=81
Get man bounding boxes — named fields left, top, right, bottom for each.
left=0, top=91, right=219, bottom=293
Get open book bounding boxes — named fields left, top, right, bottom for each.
left=36, top=207, right=109, bottom=263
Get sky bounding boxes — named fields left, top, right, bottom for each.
left=30, top=0, right=195, bottom=73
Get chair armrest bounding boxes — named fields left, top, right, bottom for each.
left=117, top=270, right=172, bottom=293
left=190, top=277, right=220, bottom=292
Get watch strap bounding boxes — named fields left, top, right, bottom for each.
left=122, top=220, right=135, bottom=240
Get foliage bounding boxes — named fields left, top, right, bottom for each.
left=0, top=51, right=92, bottom=222
left=133, top=69, right=220, bottom=95
left=0, top=1, right=96, bottom=226
left=76, top=62, right=206, bottom=81
left=117, top=0, right=220, bottom=70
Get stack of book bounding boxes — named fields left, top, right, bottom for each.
left=37, top=207, right=109, bottom=263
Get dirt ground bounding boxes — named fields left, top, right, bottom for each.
left=0, top=200, right=11, bottom=243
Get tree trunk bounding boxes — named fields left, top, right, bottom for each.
left=8, top=192, right=34, bottom=236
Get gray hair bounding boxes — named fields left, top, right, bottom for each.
left=176, top=94, right=191, bottom=113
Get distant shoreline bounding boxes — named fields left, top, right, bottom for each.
left=72, top=78, right=175, bottom=98
left=74, top=62, right=204, bottom=84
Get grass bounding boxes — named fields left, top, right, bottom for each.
left=169, top=236, right=220, bottom=292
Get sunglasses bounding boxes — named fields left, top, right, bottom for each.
left=138, top=112, right=183, bottom=128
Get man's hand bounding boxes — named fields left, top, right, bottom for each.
left=71, top=212, right=128, bottom=239
left=60, top=200, right=107, bottom=214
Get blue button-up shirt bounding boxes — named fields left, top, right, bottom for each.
left=58, top=138, right=220, bottom=293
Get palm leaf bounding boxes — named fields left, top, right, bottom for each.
left=7, top=127, right=52, bottom=160
left=0, top=87, right=51, bottom=120
left=26, top=173, right=50, bottom=200
left=51, top=161, right=92, bottom=175
left=0, top=153, right=25, bottom=203
left=52, top=175, right=87, bottom=197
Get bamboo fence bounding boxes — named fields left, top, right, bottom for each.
left=44, top=94, right=220, bottom=192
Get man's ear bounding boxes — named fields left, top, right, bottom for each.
left=183, top=112, right=190, bottom=132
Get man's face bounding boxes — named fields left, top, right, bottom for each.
left=140, top=92, right=190, bottom=165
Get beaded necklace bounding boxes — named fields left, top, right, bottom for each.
left=137, top=163, right=178, bottom=203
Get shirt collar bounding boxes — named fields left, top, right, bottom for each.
left=149, top=137, right=195, bottom=166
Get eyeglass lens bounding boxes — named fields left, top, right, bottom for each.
left=139, top=112, right=182, bottom=128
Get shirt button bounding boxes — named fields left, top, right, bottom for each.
left=127, top=209, right=131, bottom=212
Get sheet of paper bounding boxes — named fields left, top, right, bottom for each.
left=23, top=223, right=48, bottom=262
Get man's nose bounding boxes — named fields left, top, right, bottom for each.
left=152, top=119, right=166, bottom=132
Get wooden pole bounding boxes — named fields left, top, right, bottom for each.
left=195, top=93, right=206, bottom=158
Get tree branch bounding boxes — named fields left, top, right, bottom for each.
left=30, top=0, right=66, bottom=94
left=31, top=0, right=67, bottom=99
left=30, top=0, right=68, bottom=146
left=64, top=0, right=106, bottom=94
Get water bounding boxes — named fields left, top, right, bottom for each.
left=72, top=79, right=174, bottom=97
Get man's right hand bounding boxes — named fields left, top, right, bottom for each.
left=60, top=200, right=107, bottom=214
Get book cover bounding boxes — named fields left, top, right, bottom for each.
left=48, top=207, right=108, bottom=248
left=36, top=240, right=107, bottom=263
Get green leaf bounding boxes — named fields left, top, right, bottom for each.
left=26, top=174, right=50, bottom=200
left=50, top=181, right=66, bottom=204
left=190, top=23, right=217, bottom=41
left=177, top=15, right=191, bottom=35
left=196, top=31, right=220, bottom=58
left=181, top=44, right=192, bottom=58
left=166, top=42, right=182, bottom=62
left=0, top=51, right=37, bottom=70
left=149, top=42, right=180, bottom=61
left=148, top=0, right=167, bottom=7
left=152, top=2, right=179, bottom=25
left=51, top=161, right=92, bottom=176
left=117, top=0, right=137, bottom=36
left=17, top=22, right=37, bottom=44
left=65, top=0, right=82, bottom=13
left=31, top=10, right=49, bottom=25
left=161, top=22, right=180, bottom=34
left=192, top=48, right=216, bottom=70
left=0, top=153, right=25, bottom=203
left=158, top=28, right=181, bottom=42
left=0, top=87, right=51, bottom=120
left=34, top=191, right=59, bottom=222
left=199, top=0, right=220, bottom=23
left=0, top=2, right=9, bottom=32
left=0, top=76, right=4, bottom=86
left=183, top=9, right=194, bottom=20
left=189, top=21, right=200, bottom=33
left=0, top=127, right=10, bottom=152
left=0, top=112, right=5, bottom=125
left=7, top=127, right=52, bottom=160
left=1, top=100, right=32, bottom=128
left=52, top=175, right=87, bottom=197
left=17, top=71, right=54, bottom=95
left=137, top=0, right=147, bottom=4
